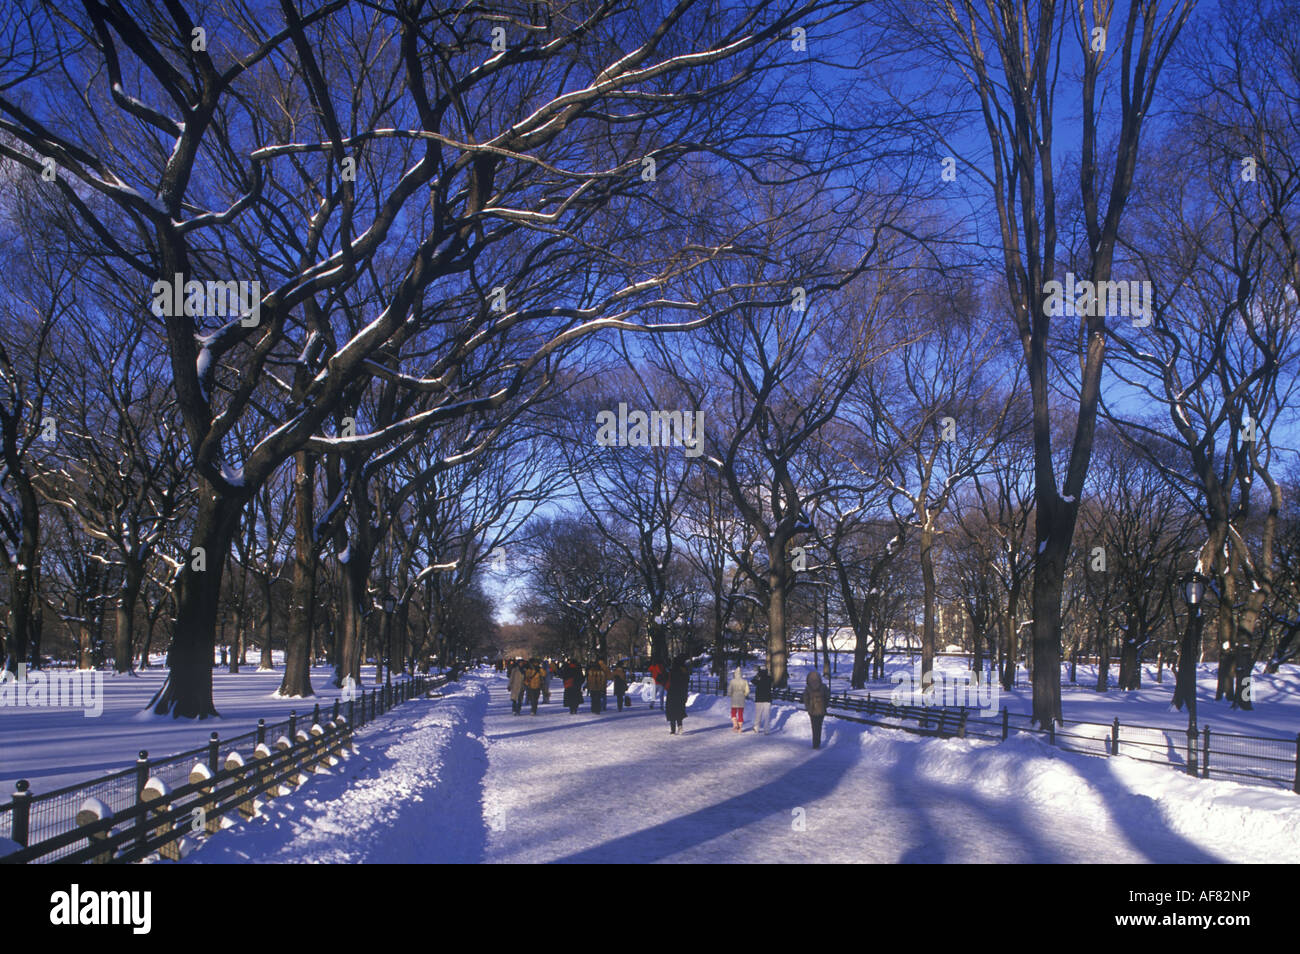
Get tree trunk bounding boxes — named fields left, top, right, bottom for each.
left=1001, top=609, right=1018, bottom=691
left=258, top=570, right=274, bottom=670
left=113, top=562, right=144, bottom=674
left=1095, top=611, right=1110, bottom=691
left=338, top=521, right=374, bottom=688
left=919, top=523, right=936, bottom=694
left=229, top=556, right=247, bottom=674
left=279, top=451, right=316, bottom=698
left=1029, top=519, right=1068, bottom=725
left=29, top=599, right=42, bottom=669
left=1118, top=624, right=1143, bottom=691
left=766, top=541, right=789, bottom=687
left=148, top=490, right=243, bottom=718
left=140, top=614, right=155, bottom=669
left=79, top=616, right=94, bottom=670
left=4, top=492, right=38, bottom=673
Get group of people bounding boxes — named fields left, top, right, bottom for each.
left=502, top=655, right=830, bottom=748
left=727, top=665, right=829, bottom=747
left=505, top=656, right=636, bottom=716
left=505, top=658, right=550, bottom=715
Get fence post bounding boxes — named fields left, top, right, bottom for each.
left=1202, top=726, right=1211, bottom=780
left=140, top=777, right=179, bottom=861
left=1047, top=720, right=1055, bottom=746
left=1111, top=717, right=1120, bottom=756
left=312, top=703, right=321, bottom=726
left=1293, top=733, right=1299, bottom=795
left=75, top=798, right=113, bottom=864
left=1185, top=725, right=1197, bottom=776
left=256, top=719, right=266, bottom=747
left=207, top=732, right=220, bottom=776
left=332, top=699, right=340, bottom=722
left=133, top=750, right=149, bottom=854
left=1001, top=707, right=1009, bottom=741
left=226, top=752, right=254, bottom=819
left=289, top=710, right=298, bottom=740
left=254, top=741, right=272, bottom=803
left=10, top=780, right=30, bottom=848
left=189, top=762, right=219, bottom=833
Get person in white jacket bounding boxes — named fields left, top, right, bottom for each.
left=727, top=667, right=751, bottom=733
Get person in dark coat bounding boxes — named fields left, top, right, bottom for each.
left=802, top=670, right=830, bottom=749
left=562, top=659, right=584, bottom=714
left=612, top=663, right=629, bottom=711
left=665, top=656, right=690, bottom=734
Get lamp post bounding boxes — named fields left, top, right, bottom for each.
left=382, top=595, right=395, bottom=689
left=1175, top=573, right=1205, bottom=733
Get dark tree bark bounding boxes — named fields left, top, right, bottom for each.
left=279, top=451, right=317, bottom=698
left=113, top=562, right=144, bottom=675
left=148, top=490, right=244, bottom=717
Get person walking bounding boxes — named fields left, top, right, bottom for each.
left=562, top=659, right=583, bottom=714
left=727, top=667, right=750, bottom=732
left=612, top=662, right=629, bottom=711
left=524, top=658, right=544, bottom=715
left=541, top=659, right=551, bottom=704
left=649, top=660, right=668, bottom=709
left=752, top=666, right=773, bottom=734
left=508, top=659, right=526, bottom=716
left=802, top=669, right=830, bottom=749
left=665, top=656, right=690, bottom=735
left=586, top=658, right=609, bottom=714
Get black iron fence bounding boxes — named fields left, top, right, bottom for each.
left=1, top=674, right=449, bottom=864
left=690, top=676, right=1300, bottom=793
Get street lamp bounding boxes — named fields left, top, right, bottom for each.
left=1176, top=572, right=1206, bottom=764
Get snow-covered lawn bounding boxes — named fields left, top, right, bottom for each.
left=0, top=658, right=400, bottom=794
left=781, top=653, right=1300, bottom=739
left=178, top=670, right=1300, bottom=864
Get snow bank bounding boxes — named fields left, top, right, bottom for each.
left=184, top=678, right=489, bottom=864
left=839, top=712, right=1300, bottom=863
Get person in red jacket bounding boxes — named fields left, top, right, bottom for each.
left=648, top=661, right=667, bottom=709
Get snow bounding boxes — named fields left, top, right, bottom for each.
left=782, top=652, right=1300, bottom=739
left=0, top=657, right=397, bottom=793
left=186, top=680, right=487, bottom=864
left=178, top=670, right=1300, bottom=864
left=8, top=659, right=1300, bottom=864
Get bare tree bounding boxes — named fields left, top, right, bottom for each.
left=885, top=0, right=1195, bottom=724
left=0, top=1, right=868, bottom=715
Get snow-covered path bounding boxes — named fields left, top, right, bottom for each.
left=185, top=670, right=1300, bottom=863
left=478, top=673, right=1277, bottom=863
